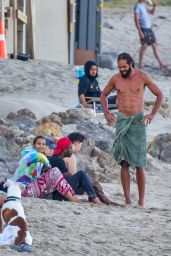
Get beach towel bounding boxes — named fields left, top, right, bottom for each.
left=110, top=112, right=147, bottom=168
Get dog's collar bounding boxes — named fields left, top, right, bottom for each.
left=4, top=196, right=21, bottom=203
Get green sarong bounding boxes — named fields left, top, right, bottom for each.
left=110, top=112, right=147, bottom=168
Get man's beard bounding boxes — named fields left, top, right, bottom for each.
left=120, top=67, right=132, bottom=78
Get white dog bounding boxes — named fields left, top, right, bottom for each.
left=0, top=180, right=32, bottom=246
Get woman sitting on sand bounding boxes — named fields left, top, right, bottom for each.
left=0, top=136, right=79, bottom=203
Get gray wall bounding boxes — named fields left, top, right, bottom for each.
left=34, top=0, right=68, bottom=63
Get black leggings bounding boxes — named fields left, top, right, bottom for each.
left=52, top=171, right=97, bottom=201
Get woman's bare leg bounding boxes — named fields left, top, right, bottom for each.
left=65, top=192, right=80, bottom=203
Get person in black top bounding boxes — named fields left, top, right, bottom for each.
left=78, top=61, right=117, bottom=110
left=49, top=137, right=102, bottom=204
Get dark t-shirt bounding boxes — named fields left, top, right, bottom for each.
left=49, top=154, right=68, bottom=174
left=78, top=75, right=101, bottom=98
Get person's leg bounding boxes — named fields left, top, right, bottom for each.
left=68, top=171, right=96, bottom=197
left=120, top=161, right=131, bottom=205
left=67, top=172, right=85, bottom=195
left=136, top=167, right=145, bottom=207
left=52, top=190, right=65, bottom=201
left=53, top=171, right=85, bottom=201
left=52, top=189, right=79, bottom=202
left=151, top=43, right=166, bottom=68
left=139, top=43, right=148, bottom=68
left=23, top=167, right=79, bottom=202
left=68, top=171, right=102, bottom=204
left=65, top=191, right=80, bottom=202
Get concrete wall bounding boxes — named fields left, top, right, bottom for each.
left=34, top=0, right=68, bottom=63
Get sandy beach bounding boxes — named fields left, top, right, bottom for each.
left=0, top=4, right=171, bottom=256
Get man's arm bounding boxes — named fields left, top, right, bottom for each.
left=143, top=75, right=164, bottom=124
left=134, top=13, right=144, bottom=41
left=147, top=2, right=156, bottom=15
left=100, top=78, right=116, bottom=125
left=147, top=83, right=163, bottom=116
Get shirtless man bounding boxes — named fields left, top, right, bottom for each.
left=100, top=52, right=163, bottom=206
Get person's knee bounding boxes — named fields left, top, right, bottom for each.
left=136, top=167, right=144, bottom=172
left=77, top=170, right=86, bottom=178
left=141, top=43, right=147, bottom=50
left=121, top=161, right=129, bottom=168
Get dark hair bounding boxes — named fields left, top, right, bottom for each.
left=68, top=132, right=85, bottom=143
left=117, top=52, right=135, bottom=68
left=33, top=135, right=45, bottom=145
left=84, top=61, right=98, bottom=79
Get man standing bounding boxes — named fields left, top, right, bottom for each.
left=134, top=0, right=166, bottom=68
left=100, top=52, right=163, bottom=206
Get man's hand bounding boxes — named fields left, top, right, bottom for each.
left=142, top=113, right=155, bottom=125
left=104, top=112, right=116, bottom=126
left=139, top=31, right=144, bottom=43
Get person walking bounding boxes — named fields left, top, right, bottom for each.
left=100, top=52, right=163, bottom=206
left=134, top=0, right=167, bottom=68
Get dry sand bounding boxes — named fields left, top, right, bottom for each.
left=0, top=5, right=171, bottom=256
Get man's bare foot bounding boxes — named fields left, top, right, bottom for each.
left=125, top=198, right=132, bottom=205
left=138, top=199, right=144, bottom=207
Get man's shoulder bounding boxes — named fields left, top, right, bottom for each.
left=134, top=69, right=152, bottom=81
left=134, top=2, right=145, bottom=12
left=134, top=3, right=140, bottom=12
left=111, top=73, right=121, bottom=81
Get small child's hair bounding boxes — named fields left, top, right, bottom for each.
left=33, top=135, right=45, bottom=145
